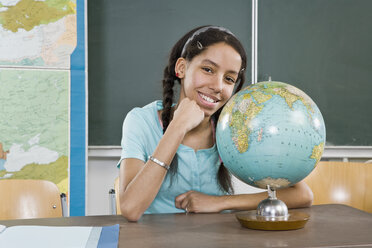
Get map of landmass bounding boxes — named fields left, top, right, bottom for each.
left=216, top=81, right=326, bottom=189
left=0, top=0, right=76, bottom=68
left=230, top=99, right=264, bottom=153
left=0, top=69, right=69, bottom=193
left=226, top=82, right=321, bottom=155
left=0, top=0, right=79, bottom=197
left=310, top=142, right=325, bottom=165
left=0, top=0, right=75, bottom=32
left=255, top=177, right=291, bottom=189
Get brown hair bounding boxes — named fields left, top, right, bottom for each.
left=161, top=26, right=247, bottom=193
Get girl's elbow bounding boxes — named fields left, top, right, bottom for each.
left=119, top=189, right=144, bottom=221
left=122, top=212, right=142, bottom=222
left=301, top=183, right=314, bottom=207
left=303, top=189, right=314, bottom=207
left=121, top=204, right=143, bottom=222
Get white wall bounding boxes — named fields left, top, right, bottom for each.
left=86, top=146, right=372, bottom=216
left=87, top=156, right=120, bottom=215
left=86, top=156, right=263, bottom=215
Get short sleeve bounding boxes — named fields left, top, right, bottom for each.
left=117, top=109, right=148, bottom=167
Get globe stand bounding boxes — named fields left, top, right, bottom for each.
left=236, top=186, right=310, bottom=231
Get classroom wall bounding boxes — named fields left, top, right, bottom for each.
left=88, top=0, right=252, bottom=146
left=86, top=0, right=372, bottom=215
left=86, top=155, right=270, bottom=215
left=87, top=156, right=119, bottom=215
left=86, top=147, right=372, bottom=215
left=89, top=0, right=372, bottom=147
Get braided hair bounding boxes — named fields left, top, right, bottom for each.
left=161, top=26, right=247, bottom=193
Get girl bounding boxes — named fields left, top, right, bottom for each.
left=118, top=26, right=313, bottom=221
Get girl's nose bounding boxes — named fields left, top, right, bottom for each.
left=210, top=76, right=223, bottom=93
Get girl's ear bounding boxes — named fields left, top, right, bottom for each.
left=174, top=57, right=186, bottom=79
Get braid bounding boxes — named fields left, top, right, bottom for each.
left=213, top=71, right=246, bottom=194
left=218, top=164, right=234, bottom=194
left=159, top=25, right=248, bottom=192
left=161, top=58, right=180, bottom=181
left=161, top=37, right=183, bottom=133
left=212, top=108, right=233, bottom=194
left=161, top=65, right=176, bottom=133
left=236, top=71, right=245, bottom=92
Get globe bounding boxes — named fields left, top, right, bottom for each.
left=216, top=81, right=326, bottom=190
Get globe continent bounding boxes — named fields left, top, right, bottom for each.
left=216, top=81, right=326, bottom=189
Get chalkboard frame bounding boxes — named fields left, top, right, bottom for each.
left=257, top=0, right=372, bottom=146
left=88, top=0, right=252, bottom=145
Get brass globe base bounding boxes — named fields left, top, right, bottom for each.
left=236, top=210, right=310, bottom=231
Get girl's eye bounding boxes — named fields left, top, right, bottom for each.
left=226, top=76, right=236, bottom=84
left=202, top=67, right=213, bottom=73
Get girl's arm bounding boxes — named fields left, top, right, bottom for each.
left=119, top=98, right=204, bottom=221
left=119, top=120, right=184, bottom=221
left=175, top=180, right=313, bottom=213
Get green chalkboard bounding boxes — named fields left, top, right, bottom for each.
left=88, top=0, right=252, bottom=145
left=258, top=0, right=372, bottom=145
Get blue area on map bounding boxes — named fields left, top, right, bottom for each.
left=0, top=159, right=6, bottom=170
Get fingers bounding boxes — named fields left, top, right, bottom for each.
left=175, top=191, right=193, bottom=211
left=175, top=192, right=187, bottom=209
left=172, top=98, right=205, bottom=133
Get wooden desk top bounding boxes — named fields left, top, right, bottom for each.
left=1, top=204, right=372, bottom=248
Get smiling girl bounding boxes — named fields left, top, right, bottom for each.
left=118, top=26, right=313, bottom=221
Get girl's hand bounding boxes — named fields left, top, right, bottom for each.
left=175, top=190, right=223, bottom=213
left=171, top=98, right=205, bottom=134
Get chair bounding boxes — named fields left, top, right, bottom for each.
left=304, top=161, right=372, bottom=213
left=109, top=177, right=121, bottom=215
left=0, top=179, right=65, bottom=220
left=114, top=177, right=121, bottom=215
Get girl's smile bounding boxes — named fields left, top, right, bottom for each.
left=177, top=42, right=242, bottom=117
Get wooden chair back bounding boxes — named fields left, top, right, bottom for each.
left=114, top=177, right=121, bottom=215
left=0, top=179, right=63, bottom=220
left=304, top=161, right=372, bottom=213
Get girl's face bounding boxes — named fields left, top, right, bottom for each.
left=177, top=42, right=242, bottom=117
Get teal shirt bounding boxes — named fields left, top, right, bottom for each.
left=119, top=100, right=225, bottom=214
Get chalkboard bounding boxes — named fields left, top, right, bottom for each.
left=88, top=0, right=252, bottom=145
left=258, top=0, right=372, bottom=146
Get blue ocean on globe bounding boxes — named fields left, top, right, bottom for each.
left=0, top=159, right=5, bottom=171
left=216, top=81, right=326, bottom=189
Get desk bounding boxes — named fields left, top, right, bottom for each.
left=1, top=204, right=372, bottom=248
